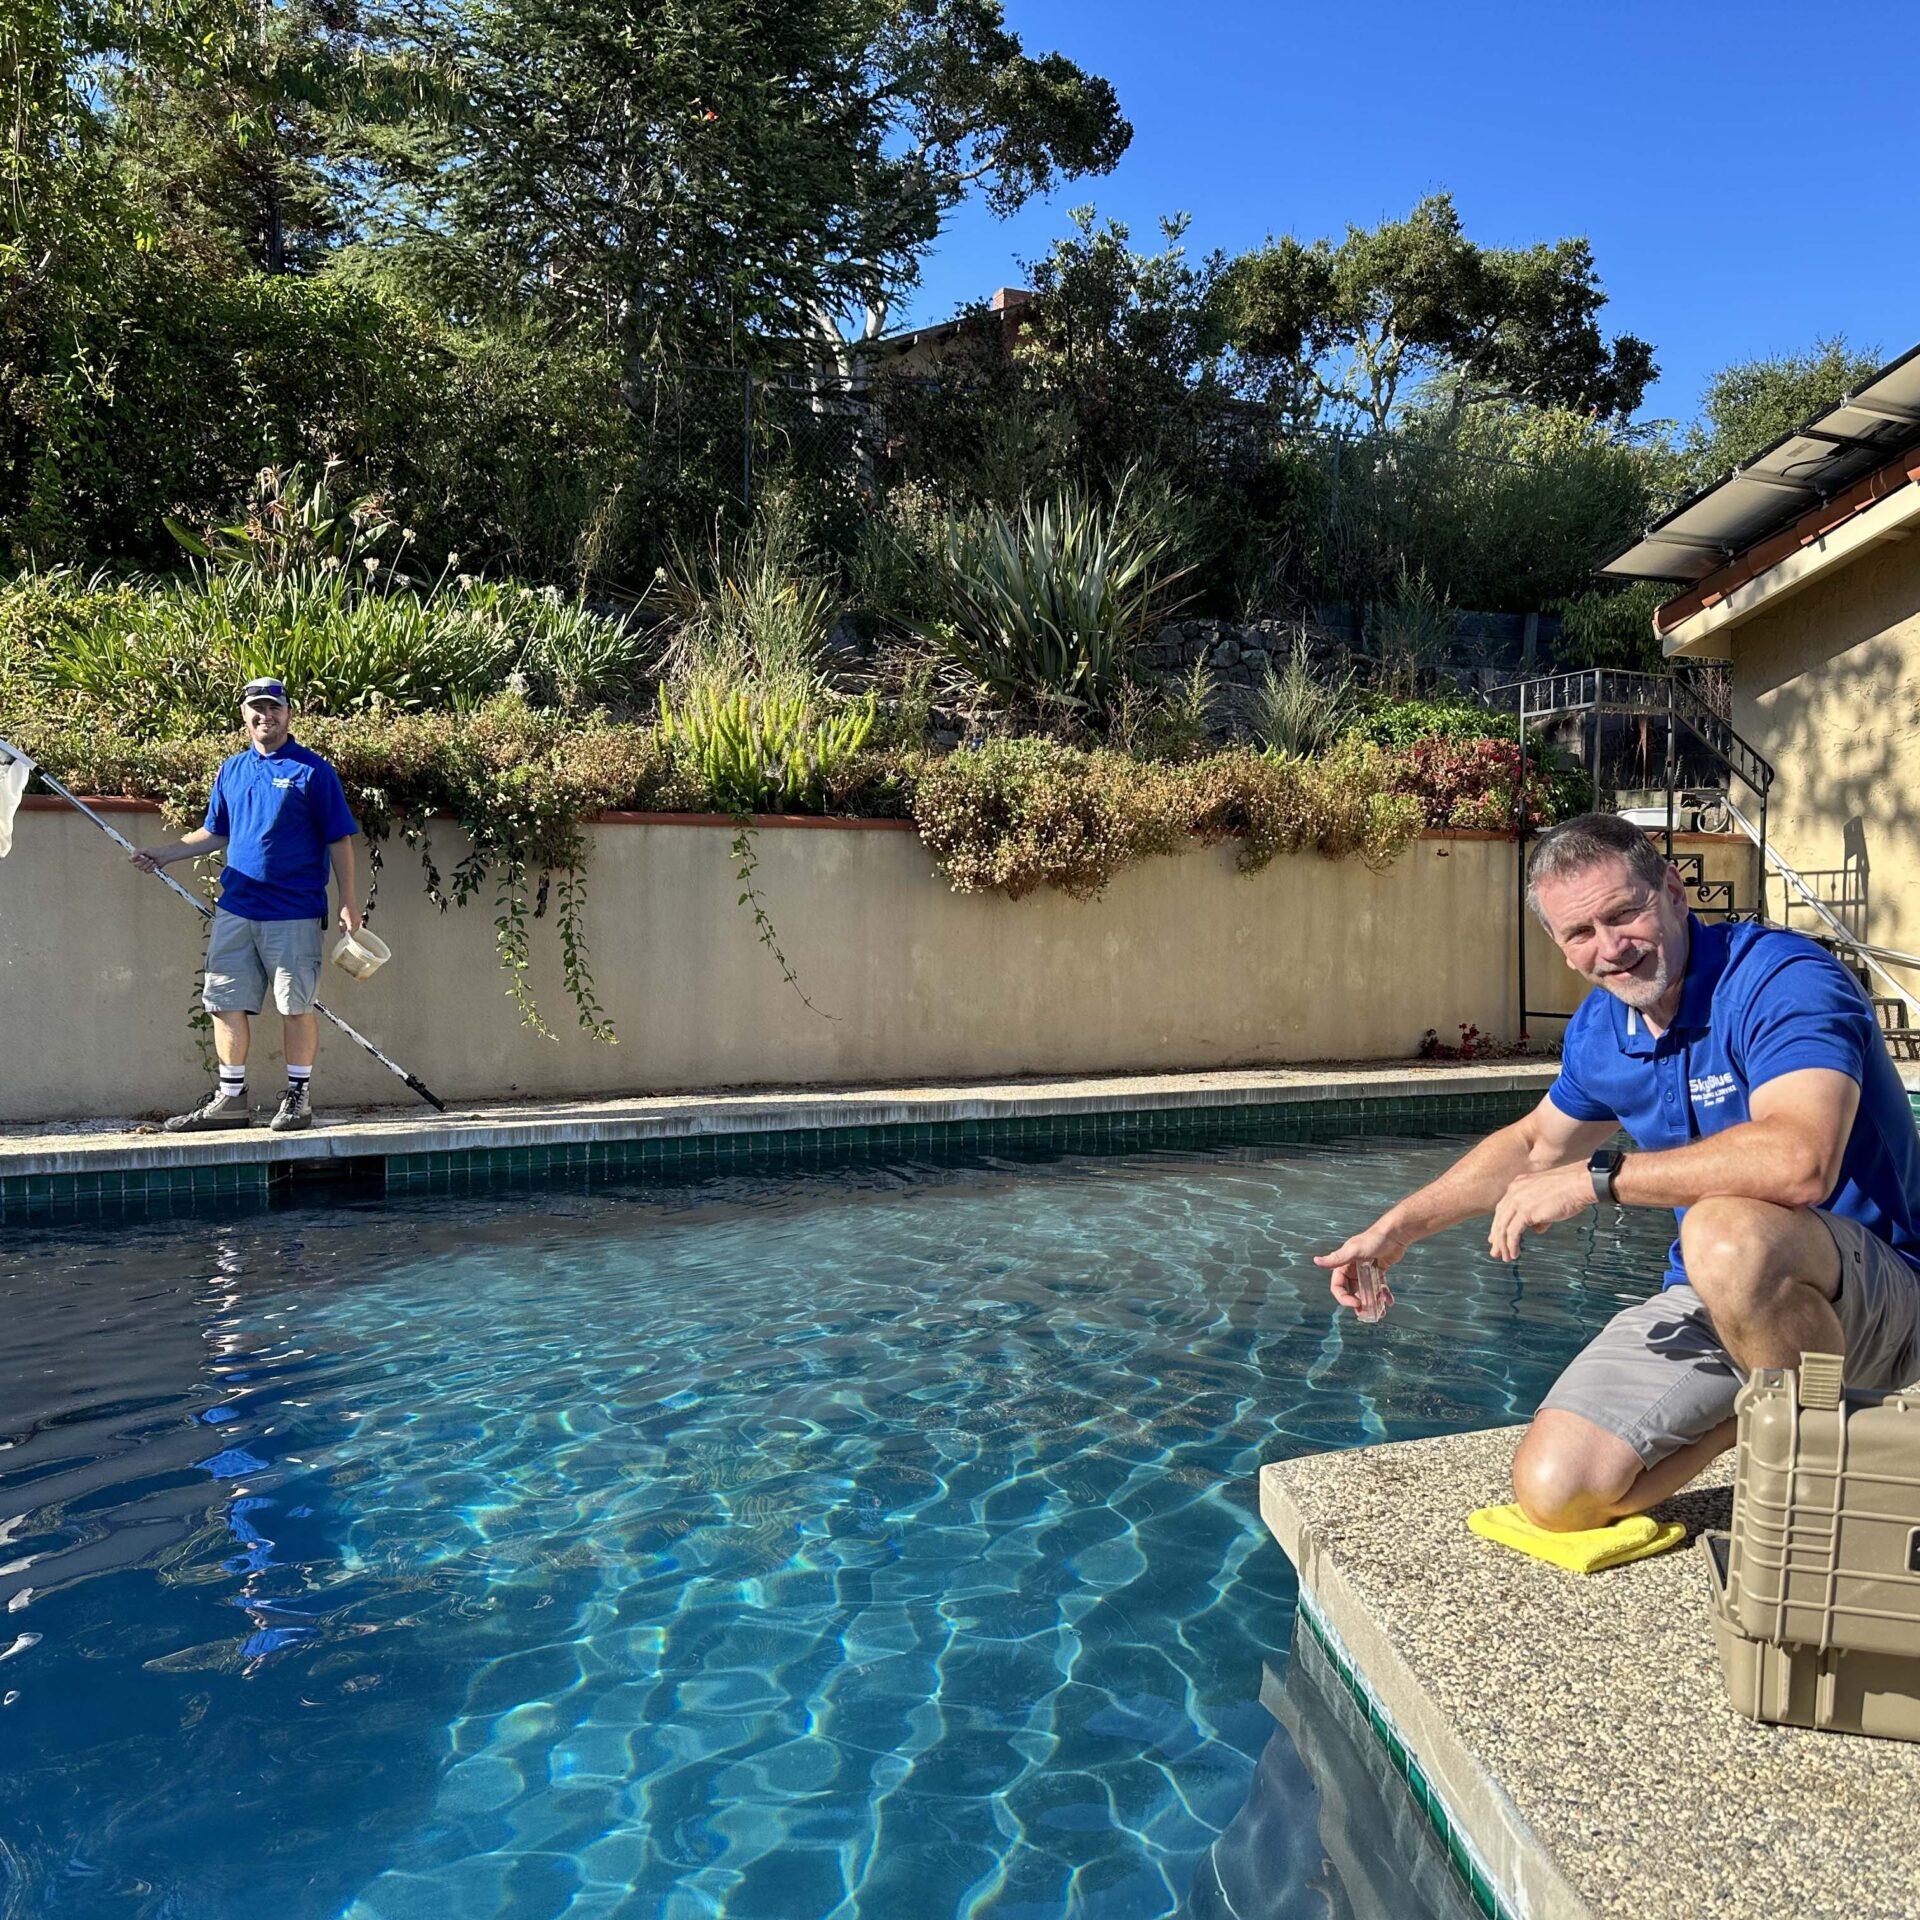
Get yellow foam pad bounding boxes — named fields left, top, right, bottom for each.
left=1466, top=1502, right=1687, bottom=1575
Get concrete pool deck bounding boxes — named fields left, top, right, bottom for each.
left=0, top=1058, right=1561, bottom=1179
left=1260, top=1431, right=1920, bottom=1920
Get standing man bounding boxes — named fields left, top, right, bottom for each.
left=132, top=678, right=361, bottom=1133
left=1317, top=812, right=1920, bottom=1531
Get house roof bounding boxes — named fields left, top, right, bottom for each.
left=870, top=288, right=1033, bottom=361
left=1653, top=443, right=1920, bottom=646
left=1600, top=341, right=1920, bottom=588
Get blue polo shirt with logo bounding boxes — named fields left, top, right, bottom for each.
left=1548, top=915, right=1920, bottom=1288
left=203, top=738, right=358, bottom=922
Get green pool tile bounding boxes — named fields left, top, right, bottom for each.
left=1468, top=1860, right=1497, bottom=1917
left=0, top=1083, right=1558, bottom=1230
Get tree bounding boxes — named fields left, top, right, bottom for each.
left=1011, top=209, right=1230, bottom=473
left=103, top=0, right=431, bottom=277
left=2, top=0, right=137, bottom=257
left=385, top=0, right=1128, bottom=382
left=1683, top=336, right=1882, bottom=487
left=1221, top=193, right=1655, bottom=432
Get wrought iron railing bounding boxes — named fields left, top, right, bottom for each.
left=1511, top=670, right=1776, bottom=1034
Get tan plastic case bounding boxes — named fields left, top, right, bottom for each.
left=1702, top=1352, right=1920, bottom=1741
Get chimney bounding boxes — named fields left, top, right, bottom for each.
left=990, top=287, right=1033, bottom=314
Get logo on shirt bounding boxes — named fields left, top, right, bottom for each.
left=272, top=776, right=296, bottom=789
left=1690, top=1071, right=1739, bottom=1110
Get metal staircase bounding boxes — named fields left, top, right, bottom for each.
left=1720, top=795, right=1920, bottom=1059
left=1504, top=670, right=1920, bottom=1058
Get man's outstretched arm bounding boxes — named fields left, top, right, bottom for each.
left=1316, top=1096, right=1617, bottom=1308
left=131, top=828, right=227, bottom=872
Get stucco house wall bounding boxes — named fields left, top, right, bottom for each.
left=1712, top=536, right=1920, bottom=960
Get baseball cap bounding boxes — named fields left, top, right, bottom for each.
left=240, top=677, right=289, bottom=708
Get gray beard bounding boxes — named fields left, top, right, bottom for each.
left=1601, top=947, right=1674, bottom=1010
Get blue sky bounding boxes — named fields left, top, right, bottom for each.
left=899, top=0, right=1920, bottom=429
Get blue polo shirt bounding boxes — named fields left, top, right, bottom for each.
left=203, top=738, right=358, bottom=922
left=1548, top=916, right=1920, bottom=1289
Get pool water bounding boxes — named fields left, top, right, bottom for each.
left=0, top=1131, right=1678, bottom=1920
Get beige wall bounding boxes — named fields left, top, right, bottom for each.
left=1719, top=537, right=1920, bottom=959
left=0, top=812, right=1749, bottom=1122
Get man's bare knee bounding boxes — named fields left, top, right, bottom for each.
left=1680, top=1196, right=1787, bottom=1318
left=1680, top=1198, right=1841, bottom=1368
left=1512, top=1413, right=1642, bottom=1532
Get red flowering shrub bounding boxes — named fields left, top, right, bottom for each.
left=1419, top=1023, right=1531, bottom=1061
left=1391, top=735, right=1562, bottom=831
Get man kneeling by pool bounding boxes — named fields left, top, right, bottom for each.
left=1317, top=812, right=1920, bottom=1532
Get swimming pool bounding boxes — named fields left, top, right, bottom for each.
left=0, top=1128, right=1678, bottom=1919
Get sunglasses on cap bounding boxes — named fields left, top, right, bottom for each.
left=240, top=678, right=289, bottom=709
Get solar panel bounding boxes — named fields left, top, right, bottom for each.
left=1601, top=342, right=1920, bottom=583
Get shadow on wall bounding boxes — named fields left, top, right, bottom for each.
left=1730, top=539, right=1920, bottom=950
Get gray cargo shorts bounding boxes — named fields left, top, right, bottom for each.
left=202, top=908, right=324, bottom=1016
left=1538, top=1210, right=1920, bottom=1466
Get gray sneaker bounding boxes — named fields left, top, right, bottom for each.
left=162, top=1089, right=254, bottom=1132
left=270, top=1083, right=313, bottom=1133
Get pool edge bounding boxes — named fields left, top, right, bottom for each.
left=0, top=1067, right=1558, bottom=1225
left=1260, top=1461, right=1592, bottom=1920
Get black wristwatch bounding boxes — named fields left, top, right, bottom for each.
left=1588, top=1147, right=1626, bottom=1204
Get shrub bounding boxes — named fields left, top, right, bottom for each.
left=654, top=488, right=841, bottom=693
left=1549, top=581, right=1670, bottom=672
left=5, top=564, right=649, bottom=735
left=1105, top=657, right=1217, bottom=763
left=1188, top=742, right=1423, bottom=873
left=0, top=241, right=656, bottom=590
left=1365, top=563, right=1455, bottom=698
left=3, top=258, right=442, bottom=568
left=1344, top=691, right=1505, bottom=751
left=1390, top=735, right=1567, bottom=830
left=1373, top=404, right=1660, bottom=612
left=921, top=479, right=1194, bottom=722
left=910, top=737, right=1190, bottom=899
left=911, top=737, right=1423, bottom=897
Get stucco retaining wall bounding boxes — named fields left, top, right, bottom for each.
left=0, top=808, right=1751, bottom=1122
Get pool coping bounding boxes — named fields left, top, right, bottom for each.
left=1259, top=1431, right=1920, bottom=1920
left=0, top=1061, right=1561, bottom=1179
left=0, top=1062, right=1561, bottom=1223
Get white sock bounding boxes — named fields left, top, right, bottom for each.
left=286, top=1063, right=312, bottom=1092
left=218, top=1064, right=246, bottom=1101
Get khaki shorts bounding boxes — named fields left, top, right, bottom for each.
left=202, top=908, right=324, bottom=1016
left=1538, top=1210, right=1920, bottom=1466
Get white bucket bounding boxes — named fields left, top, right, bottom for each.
left=330, top=925, right=392, bottom=981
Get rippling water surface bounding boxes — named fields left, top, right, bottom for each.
left=0, top=1132, right=1679, bottom=1920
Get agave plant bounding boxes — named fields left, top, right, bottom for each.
left=920, top=481, right=1193, bottom=723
